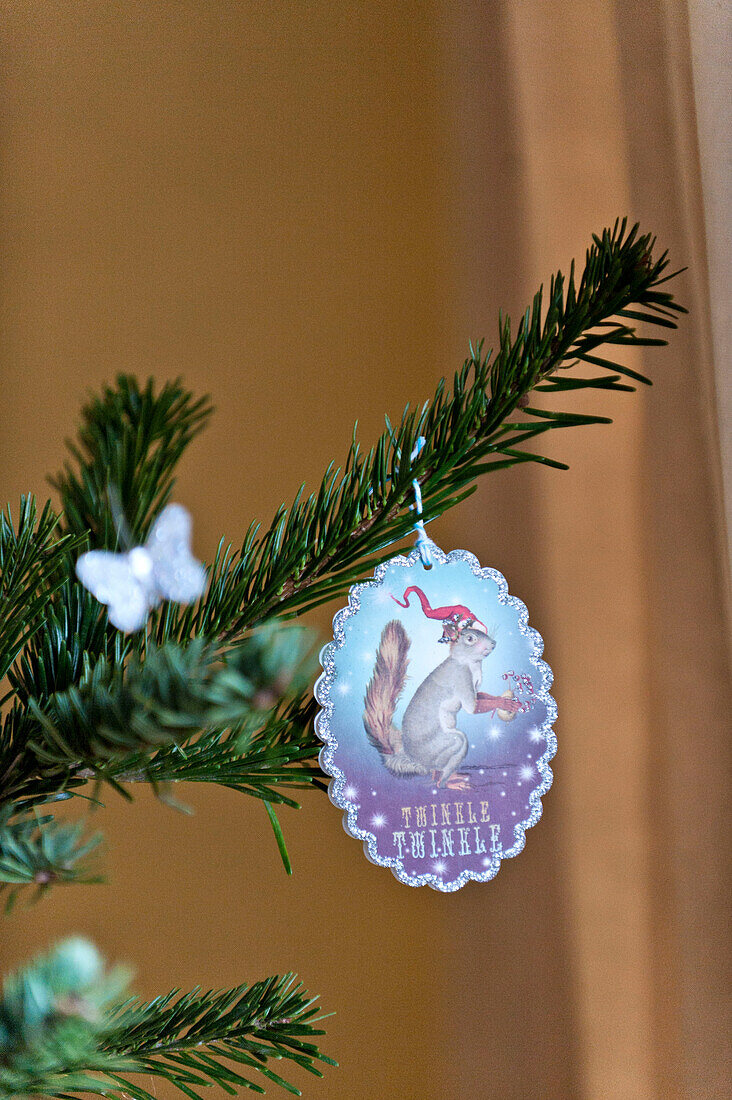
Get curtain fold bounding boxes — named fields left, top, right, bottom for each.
left=687, top=0, right=732, bottom=557
left=445, top=3, right=730, bottom=1097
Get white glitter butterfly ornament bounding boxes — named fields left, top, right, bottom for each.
left=75, top=503, right=206, bottom=633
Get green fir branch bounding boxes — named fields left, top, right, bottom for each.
left=8, top=581, right=129, bottom=706
left=152, top=220, right=685, bottom=638
left=0, top=939, right=131, bottom=1099
left=0, top=811, right=102, bottom=910
left=0, top=499, right=81, bottom=686
left=0, top=940, right=333, bottom=1099
left=98, top=974, right=334, bottom=1099
left=102, top=695, right=319, bottom=802
left=50, top=376, right=213, bottom=548
left=2, top=630, right=316, bottom=812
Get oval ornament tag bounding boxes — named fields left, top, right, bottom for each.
left=314, top=542, right=557, bottom=891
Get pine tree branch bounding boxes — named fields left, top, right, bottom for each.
left=151, top=220, right=685, bottom=639
left=50, top=376, right=213, bottom=549
left=100, top=695, right=320, bottom=805
left=1, top=632, right=316, bottom=812
left=0, top=811, right=102, bottom=910
left=8, top=581, right=131, bottom=710
left=0, top=940, right=333, bottom=1099
left=98, top=974, right=335, bottom=1099
left=0, top=499, right=81, bottom=686
left=0, top=939, right=131, bottom=1099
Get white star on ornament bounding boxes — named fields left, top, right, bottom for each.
left=488, top=726, right=502, bottom=741
left=433, top=861, right=447, bottom=875
left=529, top=727, right=544, bottom=743
left=372, top=813, right=386, bottom=828
left=520, top=764, right=535, bottom=782
left=344, top=786, right=358, bottom=800
left=336, top=681, right=352, bottom=696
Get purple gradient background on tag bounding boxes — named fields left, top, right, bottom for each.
left=325, top=556, right=551, bottom=883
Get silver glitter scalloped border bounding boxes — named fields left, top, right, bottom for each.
left=314, top=540, right=557, bottom=891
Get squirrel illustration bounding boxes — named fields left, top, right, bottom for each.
left=363, top=586, right=520, bottom=791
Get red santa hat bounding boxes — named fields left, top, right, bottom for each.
left=391, top=586, right=488, bottom=643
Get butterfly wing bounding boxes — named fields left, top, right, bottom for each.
left=146, top=504, right=207, bottom=604
left=75, top=551, right=151, bottom=633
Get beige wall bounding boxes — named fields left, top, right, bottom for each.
left=1, top=4, right=728, bottom=1099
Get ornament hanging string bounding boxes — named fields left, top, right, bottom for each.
left=408, top=435, right=432, bottom=569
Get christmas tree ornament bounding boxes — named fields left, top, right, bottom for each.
left=315, top=545, right=556, bottom=890
left=75, top=503, right=206, bottom=633
left=315, top=444, right=556, bottom=890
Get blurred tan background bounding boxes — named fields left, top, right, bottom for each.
left=0, top=2, right=729, bottom=1098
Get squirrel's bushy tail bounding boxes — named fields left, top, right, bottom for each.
left=363, top=620, right=426, bottom=776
